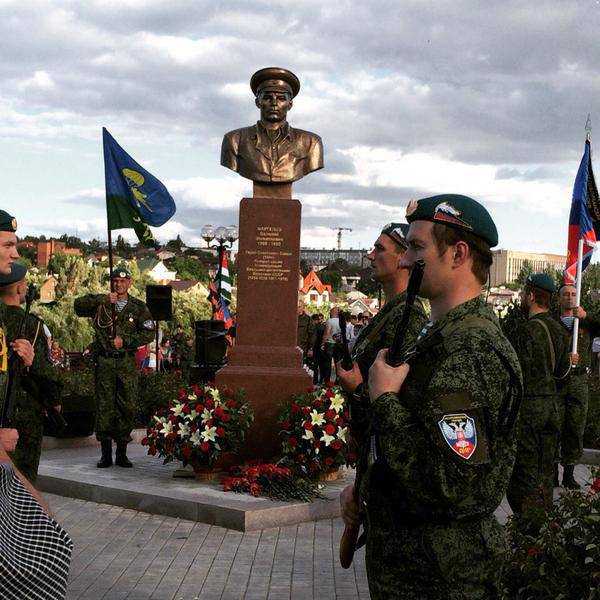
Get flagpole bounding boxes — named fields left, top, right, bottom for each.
left=103, top=128, right=117, bottom=340
left=572, top=236, right=584, bottom=354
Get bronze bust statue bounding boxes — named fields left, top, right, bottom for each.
left=221, top=67, right=324, bottom=184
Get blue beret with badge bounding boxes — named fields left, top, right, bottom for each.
left=0, top=210, right=17, bottom=233
left=111, top=262, right=132, bottom=279
left=526, top=273, right=556, bottom=294
left=0, top=261, right=27, bottom=287
left=405, top=194, right=498, bottom=248
left=381, top=222, right=409, bottom=249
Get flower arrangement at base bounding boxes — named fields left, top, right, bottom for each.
left=142, top=383, right=253, bottom=472
left=278, top=384, right=357, bottom=479
left=221, top=462, right=324, bottom=502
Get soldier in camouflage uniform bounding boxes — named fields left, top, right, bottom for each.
left=0, top=262, right=62, bottom=483
left=506, top=274, right=570, bottom=515
left=337, top=223, right=427, bottom=518
left=74, top=264, right=154, bottom=468
left=555, top=284, right=600, bottom=488
left=343, top=195, right=523, bottom=599
left=0, top=211, right=36, bottom=460
left=297, top=299, right=316, bottom=366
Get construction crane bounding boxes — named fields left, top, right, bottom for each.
left=332, top=227, right=353, bottom=250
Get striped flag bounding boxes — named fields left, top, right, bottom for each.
left=564, top=138, right=600, bottom=284
left=217, top=250, right=232, bottom=305
left=208, top=281, right=234, bottom=329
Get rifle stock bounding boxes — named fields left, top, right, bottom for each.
left=339, top=523, right=360, bottom=569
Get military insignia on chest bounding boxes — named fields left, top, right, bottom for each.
left=438, top=413, right=477, bottom=460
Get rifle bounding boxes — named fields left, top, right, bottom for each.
left=339, top=259, right=426, bottom=569
left=0, top=283, right=37, bottom=428
left=337, top=312, right=353, bottom=371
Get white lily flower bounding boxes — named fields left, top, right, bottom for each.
left=302, top=429, right=314, bottom=441
left=178, top=423, right=190, bottom=439
left=321, top=432, right=335, bottom=447
left=190, top=430, right=202, bottom=447
left=201, top=426, right=217, bottom=442
left=201, top=409, right=213, bottom=424
left=187, top=393, right=197, bottom=401
left=170, top=403, right=184, bottom=417
left=207, top=387, right=221, bottom=405
left=186, top=409, right=198, bottom=421
left=159, top=421, right=173, bottom=435
left=337, top=427, right=348, bottom=444
left=330, top=394, right=345, bottom=414
left=310, top=410, right=325, bottom=426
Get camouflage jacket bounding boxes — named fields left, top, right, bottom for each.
left=363, top=297, right=523, bottom=522
left=556, top=313, right=600, bottom=373
left=1, top=306, right=61, bottom=418
left=74, top=293, right=154, bottom=355
left=297, top=313, right=316, bottom=353
left=514, top=312, right=570, bottom=399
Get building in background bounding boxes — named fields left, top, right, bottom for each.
left=490, top=249, right=566, bottom=286
left=37, top=240, right=82, bottom=268
left=300, top=248, right=368, bottom=270
left=300, top=270, right=333, bottom=306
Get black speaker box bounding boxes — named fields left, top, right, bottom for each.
left=195, top=320, right=227, bottom=367
left=146, top=285, right=173, bottom=321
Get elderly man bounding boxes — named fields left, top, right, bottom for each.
left=74, top=264, right=154, bottom=468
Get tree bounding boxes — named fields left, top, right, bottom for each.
left=165, top=256, right=209, bottom=281
left=515, top=260, right=534, bottom=286
left=356, top=267, right=379, bottom=297
left=165, top=235, right=185, bottom=253
left=318, top=269, right=342, bottom=292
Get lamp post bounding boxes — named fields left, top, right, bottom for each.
left=201, top=224, right=238, bottom=295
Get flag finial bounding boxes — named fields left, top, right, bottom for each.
left=586, top=113, right=592, bottom=141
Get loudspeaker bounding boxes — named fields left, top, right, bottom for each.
left=195, top=320, right=227, bottom=368
left=146, top=285, right=173, bottom=321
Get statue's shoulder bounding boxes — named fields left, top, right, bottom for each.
left=290, top=127, right=322, bottom=146
left=223, top=125, right=257, bottom=143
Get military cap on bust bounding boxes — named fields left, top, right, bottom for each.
left=381, top=222, right=409, bottom=248
left=111, top=263, right=131, bottom=279
left=526, top=273, right=556, bottom=294
left=0, top=262, right=27, bottom=287
left=405, top=194, right=498, bottom=248
left=250, top=67, right=301, bottom=98
left=0, top=210, right=17, bottom=233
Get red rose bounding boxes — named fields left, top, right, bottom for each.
left=291, top=403, right=301, bottom=414
left=200, top=442, right=210, bottom=453
left=324, top=424, right=336, bottom=436
left=182, top=446, right=192, bottom=459
left=216, top=427, right=225, bottom=437
left=325, top=409, right=336, bottom=420
left=313, top=398, right=323, bottom=408
left=182, top=404, right=191, bottom=414
left=325, top=389, right=334, bottom=398
left=205, top=399, right=214, bottom=409
left=247, top=467, right=259, bottom=478
left=289, top=436, right=298, bottom=448
left=226, top=399, right=237, bottom=409
left=169, top=415, right=178, bottom=424
left=304, top=421, right=313, bottom=431
left=221, top=413, right=231, bottom=422
left=331, top=440, right=342, bottom=450
left=141, top=437, right=148, bottom=446
left=206, top=419, right=214, bottom=428
left=527, top=547, right=541, bottom=557
left=325, top=457, right=334, bottom=466
left=302, top=406, right=310, bottom=416
left=591, top=478, right=600, bottom=494
left=178, top=389, right=187, bottom=400
left=281, top=420, right=291, bottom=430
left=191, top=384, right=201, bottom=395
left=214, top=406, right=225, bottom=419
left=195, top=403, right=203, bottom=413
left=347, top=452, right=358, bottom=463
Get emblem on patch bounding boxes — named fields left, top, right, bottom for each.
left=406, top=199, right=419, bottom=216
left=433, top=202, right=473, bottom=229
left=438, top=413, right=477, bottom=460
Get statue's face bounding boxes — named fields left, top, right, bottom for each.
left=255, top=90, right=292, bottom=123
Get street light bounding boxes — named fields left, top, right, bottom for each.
left=201, top=224, right=215, bottom=248
left=201, top=223, right=238, bottom=295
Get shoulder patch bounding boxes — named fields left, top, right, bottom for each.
left=438, top=413, right=477, bottom=460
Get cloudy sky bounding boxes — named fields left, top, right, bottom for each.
left=2, top=0, right=600, bottom=255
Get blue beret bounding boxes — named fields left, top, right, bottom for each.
left=111, top=262, right=131, bottom=279
left=381, top=222, right=409, bottom=248
left=526, top=273, right=556, bottom=294
left=406, top=194, right=498, bottom=247
left=0, top=210, right=17, bottom=233
left=0, top=262, right=27, bottom=287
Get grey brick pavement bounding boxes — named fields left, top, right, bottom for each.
left=45, top=463, right=592, bottom=600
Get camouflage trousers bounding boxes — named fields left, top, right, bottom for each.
left=95, top=355, right=138, bottom=443
left=558, top=374, right=589, bottom=464
left=364, top=507, right=506, bottom=599
left=10, top=403, right=45, bottom=484
left=507, top=395, right=559, bottom=514
left=585, top=375, right=600, bottom=447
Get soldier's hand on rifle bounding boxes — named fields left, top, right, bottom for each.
left=340, top=484, right=360, bottom=528
left=112, top=336, right=124, bottom=350
left=368, top=348, right=410, bottom=401
left=0, top=428, right=18, bottom=453
left=108, top=292, right=118, bottom=304
left=11, top=339, right=34, bottom=367
left=336, top=361, right=363, bottom=393
left=570, top=352, right=580, bottom=366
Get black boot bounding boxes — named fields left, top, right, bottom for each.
left=553, top=463, right=559, bottom=487
left=115, top=442, right=133, bottom=468
left=97, top=439, right=113, bottom=468
left=562, top=464, right=580, bottom=489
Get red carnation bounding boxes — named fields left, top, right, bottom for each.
left=291, top=403, right=301, bottom=414
left=289, top=436, right=298, bottom=448
left=200, top=442, right=210, bottom=453
left=178, top=389, right=187, bottom=400
left=325, top=457, right=334, bottom=466
left=313, top=398, right=323, bottom=408
left=205, top=398, right=214, bottom=409
left=141, top=437, right=148, bottom=446
left=195, top=404, right=204, bottom=413
left=324, top=424, right=336, bottom=436
left=226, top=399, right=237, bottom=409
left=221, top=413, right=231, bottom=422
left=216, top=427, right=225, bottom=437
left=214, top=406, right=225, bottom=419
left=182, top=404, right=191, bottom=414
left=304, top=421, right=313, bottom=431
left=591, top=478, right=600, bottom=494
left=302, top=406, right=310, bottom=416
left=325, top=409, right=336, bottom=420
left=325, top=389, right=334, bottom=398
left=247, top=467, right=259, bottom=478
left=331, top=440, right=342, bottom=450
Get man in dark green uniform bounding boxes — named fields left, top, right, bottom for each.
left=0, top=211, right=35, bottom=459
left=556, top=284, right=600, bottom=488
left=0, top=262, right=62, bottom=483
left=344, top=195, right=522, bottom=599
left=74, top=264, right=154, bottom=468
left=506, top=273, right=569, bottom=516
left=337, top=223, right=427, bottom=524
left=297, top=299, right=316, bottom=366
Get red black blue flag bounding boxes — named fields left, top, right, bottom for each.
left=565, top=139, right=600, bottom=284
